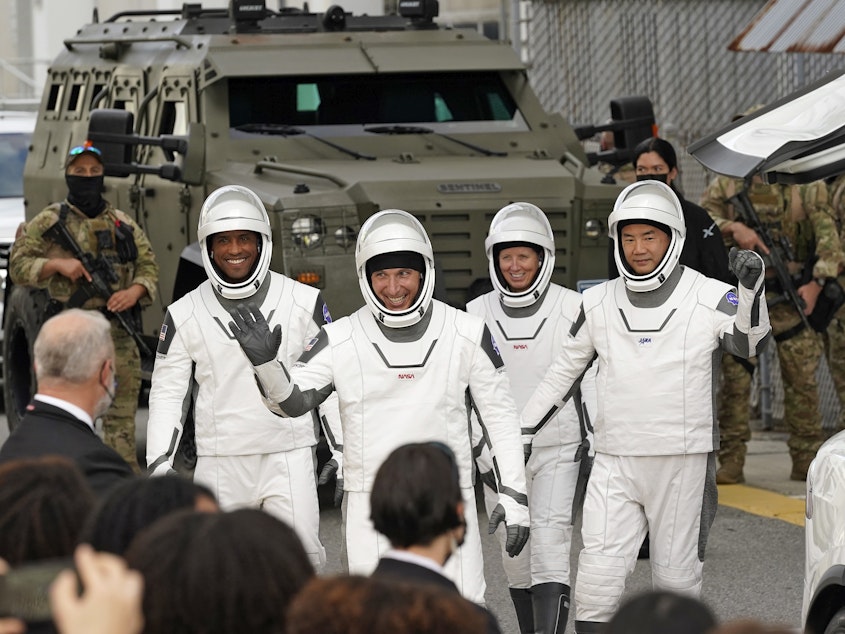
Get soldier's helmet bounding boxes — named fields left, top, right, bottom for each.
left=355, top=209, right=435, bottom=328
left=197, top=185, right=272, bottom=300
left=608, top=180, right=686, bottom=292
left=485, top=202, right=556, bottom=308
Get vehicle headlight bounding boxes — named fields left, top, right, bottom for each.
left=292, top=216, right=326, bottom=249
left=335, top=226, right=357, bottom=249
left=585, top=218, right=603, bottom=239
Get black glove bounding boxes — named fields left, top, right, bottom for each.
left=729, top=247, right=764, bottom=290
left=318, top=458, right=344, bottom=507
left=488, top=503, right=530, bottom=557
left=228, top=302, right=282, bottom=366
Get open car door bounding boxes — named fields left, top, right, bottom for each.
left=688, top=69, right=845, bottom=184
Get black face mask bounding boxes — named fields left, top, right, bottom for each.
left=636, top=173, right=669, bottom=184
left=65, top=174, right=106, bottom=218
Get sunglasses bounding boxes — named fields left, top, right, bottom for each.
left=68, top=142, right=102, bottom=157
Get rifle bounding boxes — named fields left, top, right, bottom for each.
left=728, top=187, right=812, bottom=332
left=42, top=220, right=152, bottom=357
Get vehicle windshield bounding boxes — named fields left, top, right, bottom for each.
left=228, top=71, right=525, bottom=133
left=0, top=132, right=29, bottom=198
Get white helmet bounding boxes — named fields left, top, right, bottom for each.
left=355, top=209, right=435, bottom=328
left=484, top=202, right=555, bottom=308
left=608, top=180, right=686, bottom=292
left=197, top=185, right=273, bottom=300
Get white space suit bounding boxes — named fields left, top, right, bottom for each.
left=467, top=202, right=595, bottom=634
left=519, top=182, right=771, bottom=632
left=240, top=209, right=530, bottom=605
left=147, top=185, right=332, bottom=569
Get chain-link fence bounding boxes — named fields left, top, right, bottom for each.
left=524, top=0, right=843, bottom=204
left=521, top=0, right=845, bottom=432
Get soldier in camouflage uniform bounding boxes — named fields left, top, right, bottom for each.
left=701, top=175, right=842, bottom=481
left=823, top=174, right=845, bottom=431
left=9, top=143, right=159, bottom=469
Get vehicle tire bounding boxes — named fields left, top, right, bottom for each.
left=3, top=286, right=50, bottom=431
left=825, top=607, right=845, bottom=634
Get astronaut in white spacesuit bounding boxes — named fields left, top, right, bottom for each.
left=519, top=181, right=772, bottom=633
left=467, top=202, right=595, bottom=634
left=228, top=209, right=530, bottom=604
left=146, top=185, right=334, bottom=569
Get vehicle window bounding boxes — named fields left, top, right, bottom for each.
left=228, top=72, right=519, bottom=128
left=0, top=133, right=29, bottom=198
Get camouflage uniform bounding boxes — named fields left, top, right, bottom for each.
left=9, top=201, right=159, bottom=468
left=824, top=174, right=845, bottom=430
left=701, top=176, right=842, bottom=480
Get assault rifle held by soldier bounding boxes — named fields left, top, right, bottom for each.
left=42, top=219, right=152, bottom=357
left=729, top=186, right=812, bottom=333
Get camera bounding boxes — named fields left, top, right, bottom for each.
left=0, top=558, right=74, bottom=623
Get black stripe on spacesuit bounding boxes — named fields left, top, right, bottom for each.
left=297, top=328, right=330, bottom=364
left=618, top=308, right=676, bottom=333
left=480, top=325, right=504, bottom=369
left=493, top=317, right=546, bottom=341
left=569, top=304, right=586, bottom=337
left=157, top=311, right=177, bottom=356
left=321, top=413, right=343, bottom=452
left=714, top=290, right=739, bottom=316
left=312, top=292, right=332, bottom=326
left=370, top=339, right=438, bottom=369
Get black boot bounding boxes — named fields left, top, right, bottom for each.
left=508, top=587, right=534, bottom=634
left=574, top=620, right=607, bottom=634
left=531, top=582, right=570, bottom=634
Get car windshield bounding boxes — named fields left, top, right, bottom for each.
left=0, top=132, right=29, bottom=198
left=228, top=71, right=522, bottom=131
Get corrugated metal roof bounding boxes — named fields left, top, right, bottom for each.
left=730, top=0, right=845, bottom=53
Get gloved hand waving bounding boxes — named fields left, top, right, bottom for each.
left=228, top=302, right=282, bottom=366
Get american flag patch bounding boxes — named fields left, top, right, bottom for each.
left=159, top=324, right=168, bottom=341
left=304, top=336, right=319, bottom=352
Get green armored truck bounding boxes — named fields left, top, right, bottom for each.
left=3, top=0, right=651, bottom=427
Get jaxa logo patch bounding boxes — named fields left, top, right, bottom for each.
left=726, top=291, right=739, bottom=306
left=491, top=334, right=501, bottom=357
left=159, top=324, right=168, bottom=341
left=304, top=337, right=319, bottom=352
left=322, top=303, right=332, bottom=324
left=637, top=336, right=653, bottom=347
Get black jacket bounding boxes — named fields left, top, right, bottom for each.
left=372, top=556, right=502, bottom=634
left=0, top=400, right=134, bottom=497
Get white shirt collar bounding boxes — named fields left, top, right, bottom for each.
left=34, top=394, right=95, bottom=431
left=382, top=549, right=446, bottom=575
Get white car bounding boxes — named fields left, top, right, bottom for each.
left=0, top=111, right=36, bottom=377
left=804, top=432, right=845, bottom=634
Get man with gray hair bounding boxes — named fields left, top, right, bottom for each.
left=0, top=309, right=133, bottom=496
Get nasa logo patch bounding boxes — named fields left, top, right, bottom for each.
left=159, top=324, right=168, bottom=341
left=322, top=303, right=332, bottom=324
left=726, top=291, right=739, bottom=306
left=304, top=337, right=319, bottom=352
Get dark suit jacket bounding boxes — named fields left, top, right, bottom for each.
left=372, top=556, right=502, bottom=634
left=0, top=400, right=134, bottom=497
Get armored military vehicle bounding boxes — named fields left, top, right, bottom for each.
left=3, top=0, right=652, bottom=428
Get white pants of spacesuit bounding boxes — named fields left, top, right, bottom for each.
left=344, top=487, right=487, bottom=604
left=575, top=452, right=713, bottom=623
left=482, top=442, right=581, bottom=588
left=193, top=447, right=326, bottom=570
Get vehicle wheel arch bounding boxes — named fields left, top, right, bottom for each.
left=807, top=566, right=845, bottom=634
